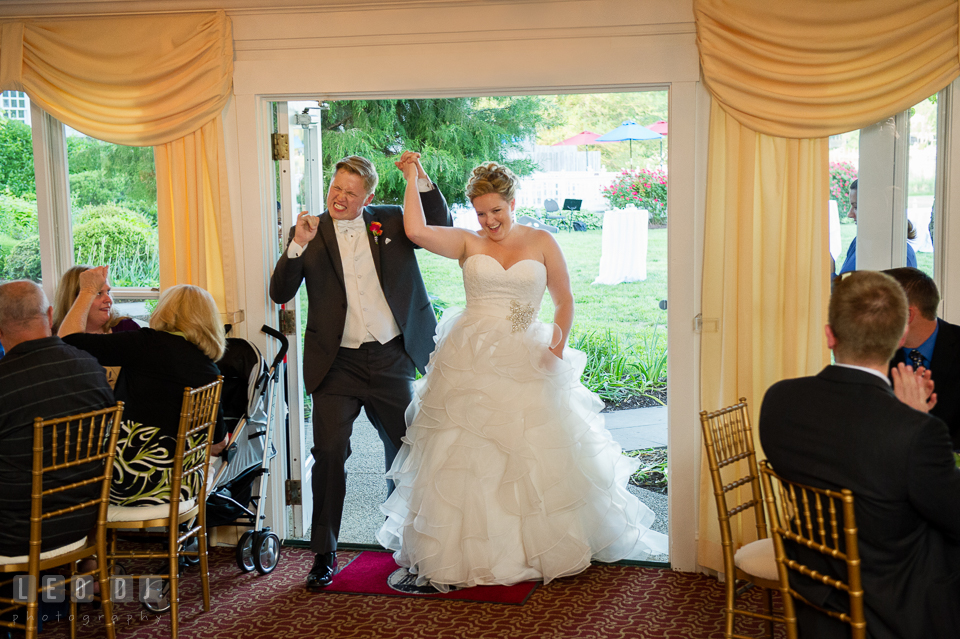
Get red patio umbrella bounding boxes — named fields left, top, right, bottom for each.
left=552, top=131, right=601, bottom=146
left=647, top=121, right=668, bottom=164
left=647, top=120, right=668, bottom=135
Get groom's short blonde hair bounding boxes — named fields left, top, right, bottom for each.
left=335, top=156, right=378, bottom=195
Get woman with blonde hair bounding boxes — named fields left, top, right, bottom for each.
left=52, top=265, right=140, bottom=334
left=377, top=157, right=667, bottom=591
left=59, top=267, right=226, bottom=505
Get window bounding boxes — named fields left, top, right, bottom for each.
left=0, top=109, right=39, bottom=283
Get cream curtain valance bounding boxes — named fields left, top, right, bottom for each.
left=695, top=0, right=960, bottom=138
left=0, top=11, right=232, bottom=146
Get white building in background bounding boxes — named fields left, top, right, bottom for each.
left=1, top=91, right=30, bottom=125
left=513, top=144, right=616, bottom=212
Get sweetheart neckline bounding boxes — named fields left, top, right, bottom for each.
left=464, top=253, right=545, bottom=272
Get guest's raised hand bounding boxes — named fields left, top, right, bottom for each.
left=78, top=265, right=108, bottom=295
left=294, top=210, right=320, bottom=247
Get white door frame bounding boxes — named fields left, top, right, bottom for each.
left=228, top=83, right=706, bottom=572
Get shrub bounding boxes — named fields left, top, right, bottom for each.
left=69, top=170, right=129, bottom=208
left=602, top=168, right=668, bottom=224
left=3, top=235, right=41, bottom=281
left=830, top=161, right=858, bottom=219
left=0, top=194, right=38, bottom=240
left=74, top=203, right=152, bottom=230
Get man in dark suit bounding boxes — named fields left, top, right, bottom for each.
left=270, top=153, right=450, bottom=589
left=760, top=271, right=960, bottom=639
left=884, top=267, right=960, bottom=449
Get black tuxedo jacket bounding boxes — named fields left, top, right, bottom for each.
left=760, top=366, right=960, bottom=639
left=890, top=318, right=960, bottom=449
left=269, top=187, right=450, bottom=394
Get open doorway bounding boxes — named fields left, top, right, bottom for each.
left=274, top=90, right=671, bottom=564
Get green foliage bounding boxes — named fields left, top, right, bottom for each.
left=0, top=194, right=38, bottom=239
left=569, top=329, right=666, bottom=404
left=602, top=168, right=668, bottom=224
left=71, top=204, right=158, bottom=287
left=73, top=217, right=156, bottom=264
left=3, top=235, right=41, bottom=281
left=320, top=97, right=554, bottom=206
left=830, top=161, right=857, bottom=217
left=66, top=135, right=157, bottom=214
left=623, top=447, right=667, bottom=492
left=0, top=116, right=35, bottom=198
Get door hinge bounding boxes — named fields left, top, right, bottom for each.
left=271, top=133, right=289, bottom=161
left=285, top=479, right=302, bottom=505
left=279, top=309, right=297, bottom=335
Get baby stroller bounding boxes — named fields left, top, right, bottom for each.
left=206, top=324, right=288, bottom=575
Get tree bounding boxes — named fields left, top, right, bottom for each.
left=320, top=97, right=554, bottom=205
left=0, top=116, right=35, bottom=198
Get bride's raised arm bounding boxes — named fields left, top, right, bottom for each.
left=400, top=156, right=470, bottom=260
left=542, top=234, right=574, bottom=360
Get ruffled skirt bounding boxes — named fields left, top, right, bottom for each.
left=376, top=306, right=667, bottom=591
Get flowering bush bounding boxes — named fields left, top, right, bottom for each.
left=602, top=168, right=668, bottom=224
left=830, top=161, right=858, bottom=219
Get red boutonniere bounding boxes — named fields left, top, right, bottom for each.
left=369, top=221, right=383, bottom=244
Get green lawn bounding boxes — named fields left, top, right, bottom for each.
left=417, top=228, right=669, bottom=345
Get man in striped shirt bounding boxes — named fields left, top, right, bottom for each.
left=0, top=280, right=114, bottom=558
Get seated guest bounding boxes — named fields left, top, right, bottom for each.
left=884, top=266, right=960, bottom=449
left=51, top=264, right=140, bottom=334
left=0, top=280, right=114, bottom=556
left=759, top=271, right=960, bottom=639
left=59, top=267, right=226, bottom=506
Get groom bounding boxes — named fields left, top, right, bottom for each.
left=270, top=152, right=450, bottom=589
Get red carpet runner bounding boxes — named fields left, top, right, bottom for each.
left=325, top=550, right=538, bottom=604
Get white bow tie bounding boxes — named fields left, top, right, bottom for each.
left=336, top=217, right=365, bottom=233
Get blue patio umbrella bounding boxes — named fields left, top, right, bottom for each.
left=595, top=120, right=663, bottom=165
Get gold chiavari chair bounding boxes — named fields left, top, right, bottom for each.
left=0, top=402, right=124, bottom=639
left=700, top=398, right=784, bottom=639
left=759, top=460, right=866, bottom=639
left=106, top=377, right=222, bottom=639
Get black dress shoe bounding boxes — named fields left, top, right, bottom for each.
left=306, top=551, right=337, bottom=589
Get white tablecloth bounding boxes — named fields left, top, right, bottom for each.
left=594, top=208, right=648, bottom=285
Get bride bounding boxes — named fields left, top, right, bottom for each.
left=376, top=157, right=668, bottom=591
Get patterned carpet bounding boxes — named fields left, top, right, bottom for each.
left=37, top=546, right=786, bottom=638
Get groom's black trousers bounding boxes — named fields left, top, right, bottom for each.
left=309, top=335, right=414, bottom=554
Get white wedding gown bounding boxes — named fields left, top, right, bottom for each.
left=376, top=253, right=668, bottom=591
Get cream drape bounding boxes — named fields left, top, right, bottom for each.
left=0, top=11, right=237, bottom=315
left=696, top=0, right=959, bottom=139
left=697, top=98, right=830, bottom=570
left=694, top=0, right=960, bottom=573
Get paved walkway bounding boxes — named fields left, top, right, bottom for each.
left=332, top=405, right=669, bottom=558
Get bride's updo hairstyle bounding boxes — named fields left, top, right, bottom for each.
left=466, top=162, right=518, bottom=203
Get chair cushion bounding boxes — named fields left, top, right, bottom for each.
left=734, top=537, right=778, bottom=581
left=107, top=499, right=196, bottom=522
left=0, top=537, right=88, bottom=566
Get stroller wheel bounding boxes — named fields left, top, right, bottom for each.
left=142, top=578, right=171, bottom=614
left=236, top=530, right=256, bottom=573
left=253, top=532, right=281, bottom=575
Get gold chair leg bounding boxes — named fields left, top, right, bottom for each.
left=764, top=587, right=775, bottom=638
left=198, top=522, right=211, bottom=612
left=170, top=533, right=180, bottom=639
